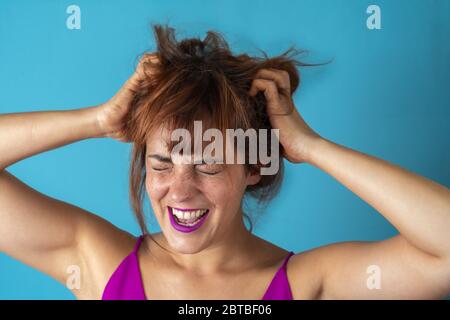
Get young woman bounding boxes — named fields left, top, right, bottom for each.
left=1, top=25, right=449, bottom=300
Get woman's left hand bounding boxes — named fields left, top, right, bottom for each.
left=248, top=68, right=321, bottom=163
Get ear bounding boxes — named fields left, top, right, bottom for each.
left=246, top=169, right=261, bottom=186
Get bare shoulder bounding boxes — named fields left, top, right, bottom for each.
left=246, top=235, right=320, bottom=299
left=285, top=245, right=325, bottom=300
left=293, top=236, right=450, bottom=299
left=287, top=236, right=435, bottom=300
left=287, top=239, right=377, bottom=300
left=71, top=213, right=137, bottom=299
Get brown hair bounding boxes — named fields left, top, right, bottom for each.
left=124, top=24, right=324, bottom=235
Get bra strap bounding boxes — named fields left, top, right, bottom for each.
left=281, top=251, right=295, bottom=269
left=133, top=235, right=145, bottom=254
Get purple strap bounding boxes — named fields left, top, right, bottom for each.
left=102, top=235, right=146, bottom=300
left=133, top=235, right=145, bottom=254
left=261, top=251, right=295, bottom=300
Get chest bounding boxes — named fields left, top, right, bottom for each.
left=140, top=267, right=280, bottom=299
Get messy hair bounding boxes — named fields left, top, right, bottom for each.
left=124, top=24, right=323, bottom=235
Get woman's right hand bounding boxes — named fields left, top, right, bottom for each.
left=95, top=53, right=159, bottom=142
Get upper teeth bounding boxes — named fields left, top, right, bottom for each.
left=171, top=208, right=207, bottom=220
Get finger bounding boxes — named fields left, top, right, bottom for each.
left=127, top=70, right=144, bottom=88
left=120, top=73, right=142, bottom=96
left=127, top=53, right=159, bottom=87
left=248, top=79, right=280, bottom=104
left=253, top=68, right=291, bottom=94
left=126, top=54, right=159, bottom=90
left=138, top=53, right=159, bottom=78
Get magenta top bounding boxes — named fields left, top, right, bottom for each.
left=102, top=235, right=295, bottom=300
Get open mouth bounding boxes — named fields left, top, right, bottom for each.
left=168, top=206, right=210, bottom=233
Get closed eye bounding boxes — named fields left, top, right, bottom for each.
left=197, top=170, right=219, bottom=175
left=151, top=167, right=170, bottom=172
left=195, top=164, right=222, bottom=175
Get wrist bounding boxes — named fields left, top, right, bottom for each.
left=303, top=134, right=328, bottom=165
left=76, top=105, right=108, bottom=139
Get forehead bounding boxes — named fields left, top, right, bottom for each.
left=145, top=120, right=224, bottom=152
left=145, top=122, right=251, bottom=167
left=145, top=124, right=172, bottom=153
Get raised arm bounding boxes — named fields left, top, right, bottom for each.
left=0, top=54, right=156, bottom=294
left=302, top=138, right=450, bottom=299
left=249, top=68, right=450, bottom=299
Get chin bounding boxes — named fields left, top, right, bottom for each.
left=164, top=233, right=210, bottom=254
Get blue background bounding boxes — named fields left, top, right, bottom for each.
left=0, top=0, right=449, bottom=299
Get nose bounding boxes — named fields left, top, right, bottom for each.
left=169, top=171, right=196, bottom=204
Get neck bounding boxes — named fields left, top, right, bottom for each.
left=164, top=208, right=255, bottom=274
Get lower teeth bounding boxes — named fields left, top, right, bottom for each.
left=175, top=214, right=205, bottom=226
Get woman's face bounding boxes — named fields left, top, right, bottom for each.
left=145, top=124, right=260, bottom=254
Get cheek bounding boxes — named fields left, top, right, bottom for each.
left=144, top=166, right=248, bottom=208
left=145, top=173, right=169, bottom=200
left=198, top=174, right=246, bottom=207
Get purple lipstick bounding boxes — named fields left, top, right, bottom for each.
left=168, top=206, right=209, bottom=233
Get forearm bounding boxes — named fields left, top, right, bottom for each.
left=0, top=106, right=104, bottom=170
left=307, top=137, right=450, bottom=259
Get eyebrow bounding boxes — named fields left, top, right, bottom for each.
left=147, top=154, right=222, bottom=165
left=147, top=154, right=172, bottom=163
